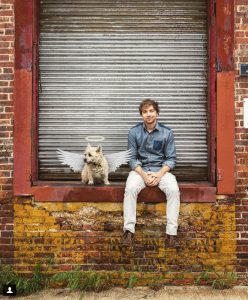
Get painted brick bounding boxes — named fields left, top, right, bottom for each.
left=12, top=199, right=236, bottom=279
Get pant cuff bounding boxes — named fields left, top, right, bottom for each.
left=166, top=229, right=177, bottom=235
left=123, top=227, right=135, bottom=234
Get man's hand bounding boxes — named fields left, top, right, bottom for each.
left=146, top=165, right=171, bottom=186
left=142, top=172, right=154, bottom=186
left=134, top=165, right=170, bottom=187
left=134, top=166, right=156, bottom=186
left=146, top=171, right=163, bottom=186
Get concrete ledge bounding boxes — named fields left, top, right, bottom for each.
left=28, top=182, right=216, bottom=203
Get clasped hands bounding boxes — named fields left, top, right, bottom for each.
left=143, top=171, right=162, bottom=187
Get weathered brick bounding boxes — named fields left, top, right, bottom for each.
left=1, top=231, right=13, bottom=238
left=0, top=0, right=246, bottom=279
left=3, top=67, right=13, bottom=73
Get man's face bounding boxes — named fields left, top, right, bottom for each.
left=141, top=105, right=158, bottom=126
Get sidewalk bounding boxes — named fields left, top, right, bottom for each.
left=1, top=286, right=248, bottom=300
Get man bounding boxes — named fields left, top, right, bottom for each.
left=122, top=99, right=180, bottom=248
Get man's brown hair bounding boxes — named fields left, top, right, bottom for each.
left=139, top=99, right=160, bottom=115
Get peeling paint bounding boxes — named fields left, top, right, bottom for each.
left=14, top=199, right=236, bottom=276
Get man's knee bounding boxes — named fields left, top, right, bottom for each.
left=167, top=185, right=180, bottom=197
left=159, top=183, right=180, bottom=198
left=125, top=184, right=140, bottom=196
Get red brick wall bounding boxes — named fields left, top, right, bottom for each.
left=234, top=0, right=248, bottom=273
left=0, top=0, right=248, bottom=275
left=0, top=0, right=14, bottom=264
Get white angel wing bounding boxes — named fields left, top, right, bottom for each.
left=56, top=149, right=84, bottom=172
left=105, top=149, right=132, bottom=173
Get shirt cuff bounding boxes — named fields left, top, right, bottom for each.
left=129, top=160, right=142, bottom=170
left=162, top=161, right=175, bottom=170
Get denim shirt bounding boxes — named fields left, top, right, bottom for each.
left=128, top=122, right=176, bottom=172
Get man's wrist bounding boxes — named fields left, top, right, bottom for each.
left=160, top=165, right=170, bottom=176
left=134, top=165, right=146, bottom=177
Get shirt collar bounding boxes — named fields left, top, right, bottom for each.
left=143, top=122, right=160, bottom=132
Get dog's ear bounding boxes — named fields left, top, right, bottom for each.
left=96, top=145, right=102, bottom=153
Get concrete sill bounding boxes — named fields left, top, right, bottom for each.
left=28, top=181, right=216, bottom=203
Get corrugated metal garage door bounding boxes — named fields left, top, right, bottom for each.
left=39, top=0, right=208, bottom=181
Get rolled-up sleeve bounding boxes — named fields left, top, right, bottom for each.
left=128, top=129, right=142, bottom=170
left=162, top=130, right=176, bottom=170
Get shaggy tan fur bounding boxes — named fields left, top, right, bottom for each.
left=81, top=144, right=110, bottom=185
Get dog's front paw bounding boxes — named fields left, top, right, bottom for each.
left=88, top=181, right=94, bottom=185
left=104, top=181, right=110, bottom=185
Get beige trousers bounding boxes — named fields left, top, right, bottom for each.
left=123, top=171, right=180, bottom=235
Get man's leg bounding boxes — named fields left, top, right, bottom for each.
left=158, top=172, right=180, bottom=236
left=123, top=171, right=146, bottom=234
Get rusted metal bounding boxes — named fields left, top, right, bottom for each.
left=31, top=0, right=40, bottom=183
left=216, top=0, right=234, bottom=71
left=40, top=0, right=207, bottom=33
left=39, top=0, right=209, bottom=181
left=215, top=0, right=235, bottom=192
left=208, top=0, right=217, bottom=185
left=39, top=166, right=209, bottom=182
left=14, top=0, right=34, bottom=195
left=15, top=0, right=33, bottom=70
left=216, top=71, right=235, bottom=194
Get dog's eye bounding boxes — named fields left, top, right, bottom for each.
left=88, top=153, right=92, bottom=157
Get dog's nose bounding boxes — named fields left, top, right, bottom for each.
left=84, top=158, right=87, bottom=163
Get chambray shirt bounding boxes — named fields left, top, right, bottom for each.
left=128, top=122, right=176, bottom=172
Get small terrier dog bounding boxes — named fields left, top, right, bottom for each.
left=81, top=144, right=110, bottom=185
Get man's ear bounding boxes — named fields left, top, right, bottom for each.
left=96, top=145, right=102, bottom=153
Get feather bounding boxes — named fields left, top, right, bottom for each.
left=105, top=149, right=132, bottom=173
left=56, top=148, right=132, bottom=174
left=56, top=149, right=84, bottom=172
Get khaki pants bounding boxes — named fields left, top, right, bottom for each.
left=123, top=171, right=180, bottom=235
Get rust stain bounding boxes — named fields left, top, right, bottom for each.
left=223, top=34, right=231, bottom=55
left=19, top=27, right=32, bottom=70
left=216, top=0, right=234, bottom=71
left=224, top=4, right=231, bottom=16
left=19, top=26, right=32, bottom=49
left=15, top=0, right=33, bottom=71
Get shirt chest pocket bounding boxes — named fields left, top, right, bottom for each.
left=153, top=140, right=163, bottom=151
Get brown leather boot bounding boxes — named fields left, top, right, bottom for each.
left=121, top=230, right=134, bottom=247
left=165, top=234, right=180, bottom=249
